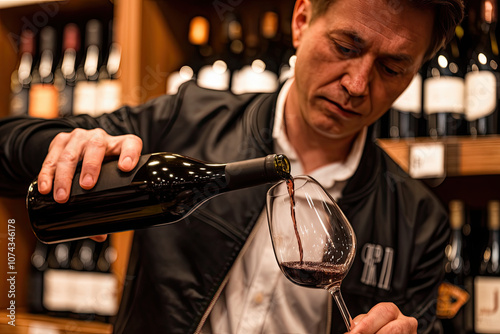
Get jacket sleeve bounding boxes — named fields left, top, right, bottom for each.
left=0, top=93, right=179, bottom=197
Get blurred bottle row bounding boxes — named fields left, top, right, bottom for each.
left=166, top=10, right=296, bottom=95
left=28, top=237, right=118, bottom=323
left=377, top=0, right=500, bottom=139
left=9, top=19, right=121, bottom=119
left=438, top=199, right=500, bottom=334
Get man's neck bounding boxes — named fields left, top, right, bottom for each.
left=284, top=82, right=358, bottom=174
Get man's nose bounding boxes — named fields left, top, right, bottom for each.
left=340, top=56, right=374, bottom=97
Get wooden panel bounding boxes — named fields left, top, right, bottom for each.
left=0, top=311, right=112, bottom=334
left=378, top=136, right=500, bottom=177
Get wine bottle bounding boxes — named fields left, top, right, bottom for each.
left=73, top=19, right=103, bottom=116
left=96, top=20, right=122, bottom=115
left=424, top=25, right=466, bottom=138
left=194, top=16, right=231, bottom=91
left=231, top=12, right=279, bottom=94
left=9, top=29, right=35, bottom=116
left=54, top=23, right=80, bottom=117
left=389, top=73, right=423, bottom=138
left=28, top=240, right=48, bottom=314
left=474, top=200, right=500, bottom=333
left=29, top=26, right=59, bottom=119
left=437, top=200, right=471, bottom=334
left=27, top=153, right=291, bottom=243
left=43, top=241, right=73, bottom=317
left=465, top=0, right=500, bottom=136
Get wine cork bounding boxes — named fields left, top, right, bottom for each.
left=449, top=200, right=464, bottom=229
left=487, top=200, right=500, bottom=230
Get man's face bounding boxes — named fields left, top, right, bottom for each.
left=290, top=0, right=435, bottom=140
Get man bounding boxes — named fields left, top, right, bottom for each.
left=0, top=0, right=464, bottom=333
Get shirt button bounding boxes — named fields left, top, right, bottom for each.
left=254, top=292, right=264, bottom=304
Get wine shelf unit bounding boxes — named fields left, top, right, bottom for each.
left=377, top=136, right=500, bottom=177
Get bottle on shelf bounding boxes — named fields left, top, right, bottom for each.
left=9, top=28, right=35, bottom=116
left=29, top=26, right=59, bottom=119
left=73, top=19, right=103, bottom=117
left=474, top=200, right=500, bottom=333
left=96, top=19, right=122, bottom=115
left=54, top=23, right=80, bottom=117
left=388, top=72, right=423, bottom=138
left=194, top=16, right=231, bottom=91
left=424, top=25, right=467, bottom=138
left=437, top=200, right=472, bottom=334
left=465, top=0, right=500, bottom=137
left=28, top=240, right=48, bottom=314
left=231, top=11, right=279, bottom=94
left=27, top=153, right=291, bottom=243
left=43, top=241, right=74, bottom=318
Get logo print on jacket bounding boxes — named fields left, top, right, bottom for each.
left=360, top=243, right=394, bottom=291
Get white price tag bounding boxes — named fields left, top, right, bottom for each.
left=409, top=143, right=445, bottom=179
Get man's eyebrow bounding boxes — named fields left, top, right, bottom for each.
left=328, top=29, right=366, bottom=47
left=329, top=29, right=415, bottom=63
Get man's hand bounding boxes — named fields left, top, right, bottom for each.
left=38, top=128, right=143, bottom=203
left=37, top=129, right=143, bottom=242
left=348, top=303, right=418, bottom=334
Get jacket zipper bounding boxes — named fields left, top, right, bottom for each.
left=194, top=212, right=265, bottom=333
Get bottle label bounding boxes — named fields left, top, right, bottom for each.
left=436, top=282, right=470, bottom=319
left=474, top=276, right=500, bottom=333
left=73, top=81, right=97, bottom=116
left=44, top=269, right=118, bottom=315
left=10, top=89, right=29, bottom=116
left=96, top=79, right=122, bottom=115
left=29, top=84, right=59, bottom=118
left=424, top=76, right=465, bottom=115
left=465, top=71, right=497, bottom=121
left=392, top=73, right=422, bottom=114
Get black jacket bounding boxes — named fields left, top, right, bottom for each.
left=0, top=81, right=448, bottom=334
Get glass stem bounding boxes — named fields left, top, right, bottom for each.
left=329, top=286, right=352, bottom=332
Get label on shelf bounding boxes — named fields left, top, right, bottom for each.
left=408, top=142, right=445, bottom=179
left=474, top=276, right=500, bottom=333
left=29, top=84, right=59, bottom=119
left=73, top=81, right=98, bottom=116
left=96, top=79, right=122, bottom=115
left=465, top=71, right=496, bottom=121
left=43, top=269, right=118, bottom=315
left=423, top=76, right=464, bottom=115
left=392, top=73, right=422, bottom=114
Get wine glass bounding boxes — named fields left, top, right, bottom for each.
left=266, top=175, right=357, bottom=331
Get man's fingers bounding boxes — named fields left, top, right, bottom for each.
left=79, top=129, right=108, bottom=190
left=349, top=303, right=401, bottom=334
left=38, top=132, right=71, bottom=194
left=52, top=130, right=89, bottom=203
left=116, top=135, right=143, bottom=172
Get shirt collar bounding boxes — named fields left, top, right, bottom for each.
left=272, top=78, right=367, bottom=189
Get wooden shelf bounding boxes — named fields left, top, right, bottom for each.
left=377, top=136, right=500, bottom=177
left=0, top=311, right=112, bottom=334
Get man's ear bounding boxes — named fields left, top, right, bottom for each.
left=292, top=0, right=312, bottom=49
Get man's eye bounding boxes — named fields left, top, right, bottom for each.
left=382, top=64, right=401, bottom=76
left=334, top=41, right=358, bottom=56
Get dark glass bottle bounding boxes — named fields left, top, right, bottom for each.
left=424, top=26, right=466, bottom=138
left=437, top=200, right=472, bottom=334
left=54, top=23, right=80, bottom=117
left=389, top=72, right=423, bottom=138
left=96, top=20, right=122, bottom=115
left=474, top=200, right=500, bottom=333
left=73, top=20, right=103, bottom=116
left=465, top=0, right=500, bottom=136
left=9, top=29, right=35, bottom=116
left=29, top=26, right=59, bottom=119
left=27, top=153, right=290, bottom=244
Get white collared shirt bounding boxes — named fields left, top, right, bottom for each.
left=204, top=79, right=367, bottom=334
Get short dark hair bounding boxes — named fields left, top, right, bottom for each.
left=310, top=0, right=465, bottom=61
